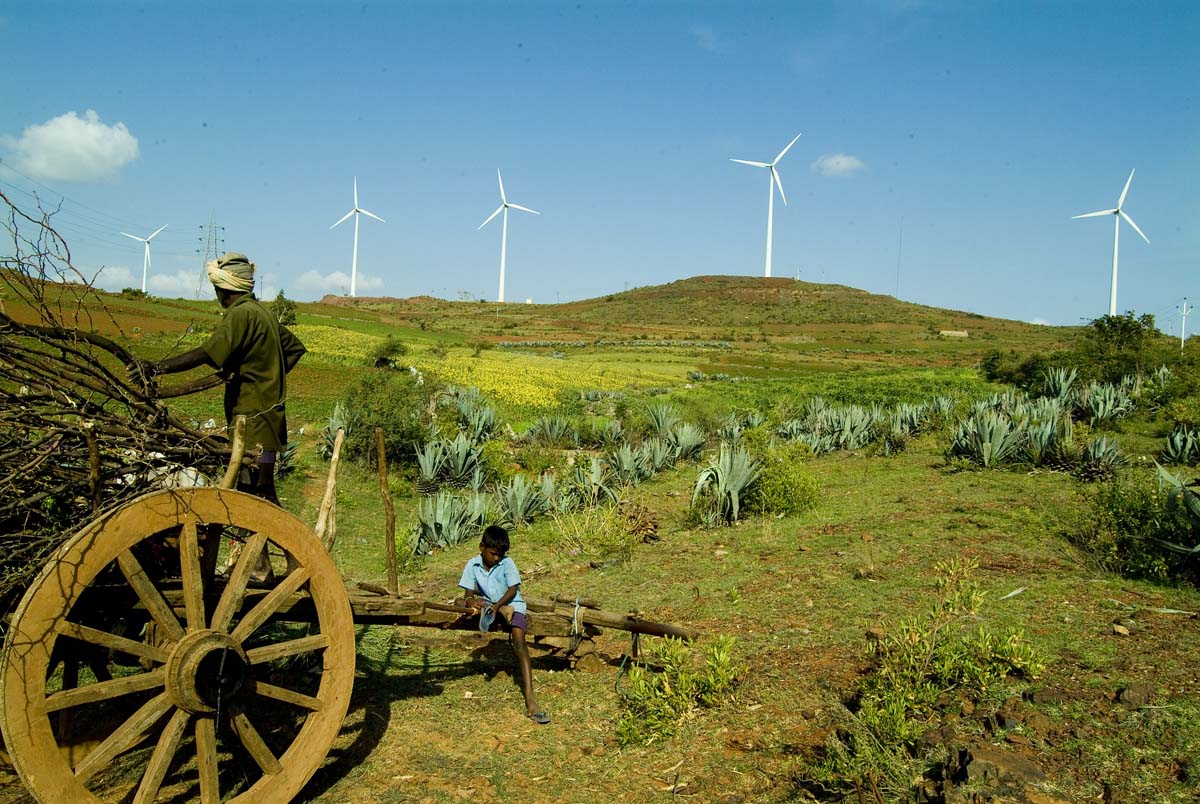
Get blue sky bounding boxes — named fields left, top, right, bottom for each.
left=2, top=1, right=1197, bottom=329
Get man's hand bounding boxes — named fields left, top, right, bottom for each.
left=126, top=358, right=159, bottom=389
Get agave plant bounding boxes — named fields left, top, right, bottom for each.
left=691, top=445, right=762, bottom=526
left=1161, top=427, right=1200, bottom=466
left=641, top=438, right=676, bottom=473
left=275, top=439, right=300, bottom=477
left=527, top=414, right=576, bottom=448
left=414, top=439, right=447, bottom=494
left=717, top=413, right=744, bottom=446
left=743, top=410, right=767, bottom=429
left=461, top=403, right=499, bottom=442
left=830, top=405, right=876, bottom=451
left=318, top=401, right=352, bottom=459
left=569, top=455, right=619, bottom=507
left=671, top=422, right=706, bottom=462
left=442, top=432, right=482, bottom=488
left=1041, top=366, right=1077, bottom=402
left=777, top=419, right=807, bottom=442
left=413, top=490, right=480, bottom=552
left=644, top=402, right=681, bottom=439
left=1153, top=464, right=1200, bottom=556
left=1076, top=382, right=1133, bottom=427
left=495, top=473, right=545, bottom=526
left=796, top=432, right=836, bottom=456
left=1075, top=435, right=1126, bottom=482
left=607, top=443, right=648, bottom=486
left=949, top=411, right=1025, bottom=468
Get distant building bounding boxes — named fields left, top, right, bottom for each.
left=939, top=330, right=969, bottom=338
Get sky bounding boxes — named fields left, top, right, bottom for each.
left=1, top=0, right=1197, bottom=330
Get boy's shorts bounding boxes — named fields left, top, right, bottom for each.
left=493, top=605, right=528, bottom=632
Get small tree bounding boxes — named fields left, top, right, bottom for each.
left=270, top=290, right=297, bottom=325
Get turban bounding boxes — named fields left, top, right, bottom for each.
left=206, top=252, right=256, bottom=293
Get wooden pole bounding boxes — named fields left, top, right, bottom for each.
left=84, top=423, right=101, bottom=511
left=220, top=415, right=247, bottom=490
left=315, top=428, right=344, bottom=551
left=376, top=427, right=398, bottom=595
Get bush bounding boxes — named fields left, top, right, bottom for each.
left=551, top=505, right=638, bottom=563
left=1166, top=394, right=1200, bottom=431
left=1066, top=475, right=1197, bottom=583
left=370, top=335, right=409, bottom=367
left=120, top=287, right=148, bottom=300
left=270, top=290, right=297, bottom=325
left=513, top=446, right=564, bottom=477
left=335, top=371, right=436, bottom=466
left=616, top=636, right=742, bottom=746
left=752, top=443, right=819, bottom=517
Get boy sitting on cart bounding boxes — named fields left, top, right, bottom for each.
left=456, top=525, right=550, bottom=724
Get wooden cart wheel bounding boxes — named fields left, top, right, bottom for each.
left=0, top=488, right=355, bottom=803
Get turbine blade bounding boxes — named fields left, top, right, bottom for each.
left=1120, top=211, right=1150, bottom=244
left=1117, top=169, right=1135, bottom=208
left=119, top=231, right=145, bottom=242
left=730, top=159, right=770, bottom=168
left=360, top=209, right=386, bottom=223
left=478, top=206, right=504, bottom=229
left=353, top=176, right=359, bottom=208
left=508, top=203, right=540, bottom=215
left=772, top=167, right=787, bottom=206
left=1071, top=209, right=1117, bottom=219
left=773, top=131, right=803, bottom=164
left=497, top=169, right=507, bottom=203
left=330, top=210, right=354, bottom=229
left=147, top=224, right=168, bottom=240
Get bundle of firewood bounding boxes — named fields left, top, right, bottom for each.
left=0, top=191, right=228, bottom=615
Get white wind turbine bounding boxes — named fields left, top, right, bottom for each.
left=119, top=224, right=168, bottom=293
left=329, top=177, right=385, bottom=297
left=478, top=169, right=539, bottom=303
left=1072, top=169, right=1150, bottom=316
left=731, top=131, right=802, bottom=278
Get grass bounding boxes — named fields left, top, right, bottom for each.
left=3, top=273, right=1199, bottom=802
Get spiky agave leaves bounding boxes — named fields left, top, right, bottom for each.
left=1161, top=427, right=1200, bottom=466
left=670, top=422, right=706, bottom=462
left=318, top=401, right=352, bottom=459
left=1075, top=435, right=1126, bottom=482
left=413, top=490, right=483, bottom=552
left=414, top=439, right=447, bottom=494
left=949, top=411, right=1025, bottom=469
left=1153, top=464, right=1200, bottom=556
left=607, top=443, right=649, bottom=486
left=443, top=432, right=482, bottom=489
left=691, top=445, right=762, bottom=527
left=569, top=455, right=619, bottom=507
left=644, top=401, right=680, bottom=439
left=495, top=473, right=545, bottom=527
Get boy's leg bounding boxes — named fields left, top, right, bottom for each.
left=508, top=613, right=544, bottom=720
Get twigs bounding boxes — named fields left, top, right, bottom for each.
left=0, top=191, right=229, bottom=617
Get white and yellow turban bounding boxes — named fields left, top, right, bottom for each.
left=206, top=252, right=256, bottom=293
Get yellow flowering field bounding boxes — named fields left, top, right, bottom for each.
left=288, top=325, right=680, bottom=408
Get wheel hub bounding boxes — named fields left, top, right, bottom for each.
left=165, top=630, right=250, bottom=713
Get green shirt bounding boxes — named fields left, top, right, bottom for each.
left=201, top=295, right=306, bottom=452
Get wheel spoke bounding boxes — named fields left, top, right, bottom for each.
left=74, top=691, right=173, bottom=784
left=179, top=520, right=207, bottom=631
left=230, top=567, right=311, bottom=643
left=195, top=716, right=220, bottom=804
left=55, top=620, right=170, bottom=664
left=133, top=707, right=190, bottom=804
left=117, top=548, right=185, bottom=643
left=246, top=633, right=330, bottom=665
left=46, top=668, right=165, bottom=712
left=251, top=679, right=323, bottom=711
left=230, top=708, right=283, bottom=775
left=210, top=530, right=268, bottom=632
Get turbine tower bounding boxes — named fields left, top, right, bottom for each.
left=330, top=177, right=385, bottom=297
left=731, top=131, right=802, bottom=278
left=119, top=224, right=168, bottom=293
left=478, top=169, right=539, bottom=303
left=1072, top=169, right=1150, bottom=316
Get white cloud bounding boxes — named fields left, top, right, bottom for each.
left=149, top=269, right=205, bottom=298
left=688, top=24, right=725, bottom=53
left=1, top=110, right=139, bottom=182
left=92, top=264, right=136, bottom=292
left=297, top=270, right=384, bottom=297
left=811, top=153, right=867, bottom=177
left=1029, top=317, right=1050, bottom=326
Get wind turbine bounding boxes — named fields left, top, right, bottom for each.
left=478, top=169, right=539, bottom=303
left=731, top=131, right=802, bottom=278
left=119, top=224, right=168, bottom=293
left=329, top=177, right=385, bottom=297
left=1072, top=169, right=1150, bottom=316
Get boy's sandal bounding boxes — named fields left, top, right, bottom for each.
left=528, top=711, right=551, bottom=724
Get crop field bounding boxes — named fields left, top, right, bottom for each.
left=3, top=275, right=1199, bottom=804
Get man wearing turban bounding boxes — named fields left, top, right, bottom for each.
left=128, top=252, right=306, bottom=506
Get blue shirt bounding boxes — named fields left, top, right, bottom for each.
left=459, top=554, right=526, bottom=631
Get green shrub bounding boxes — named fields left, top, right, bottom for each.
left=369, top=335, right=409, bottom=367
left=335, top=371, right=436, bottom=466
left=1066, top=474, right=1196, bottom=583
left=513, top=446, right=564, bottom=477
left=1166, top=394, right=1200, bottom=430
left=752, top=443, right=819, bottom=517
left=552, top=504, right=638, bottom=563
left=616, top=636, right=742, bottom=746
left=270, top=290, right=297, bottom=325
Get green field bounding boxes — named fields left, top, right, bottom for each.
left=3, top=274, right=1199, bottom=803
